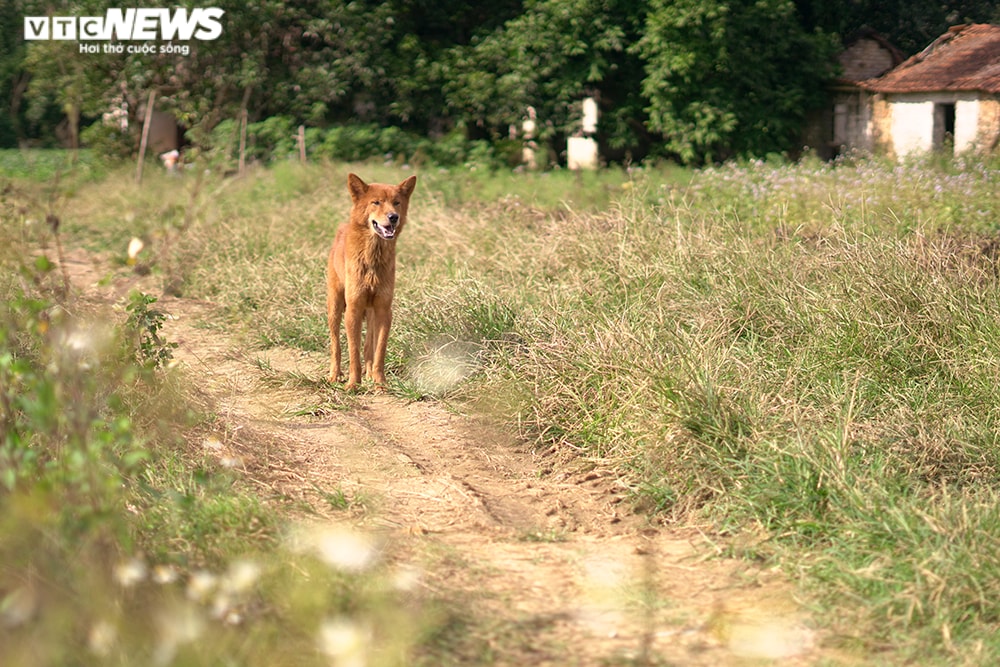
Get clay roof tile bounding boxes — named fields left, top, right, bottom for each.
left=862, top=24, right=1000, bottom=94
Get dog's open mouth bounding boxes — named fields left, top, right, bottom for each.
left=371, top=220, right=396, bottom=239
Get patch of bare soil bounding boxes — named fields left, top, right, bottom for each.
left=65, top=248, right=833, bottom=666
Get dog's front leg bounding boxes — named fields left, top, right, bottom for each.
left=363, top=307, right=375, bottom=379
left=369, top=300, right=393, bottom=389
left=327, top=291, right=345, bottom=383
left=343, top=301, right=365, bottom=391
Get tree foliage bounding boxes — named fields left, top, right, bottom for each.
left=795, top=0, right=1000, bottom=54
left=445, top=0, right=637, bottom=137
left=3, top=0, right=998, bottom=163
left=637, top=0, right=838, bottom=163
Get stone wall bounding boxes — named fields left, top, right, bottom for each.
left=839, top=38, right=899, bottom=82
left=977, top=97, right=1000, bottom=152
left=869, top=95, right=894, bottom=157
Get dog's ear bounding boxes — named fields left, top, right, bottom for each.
left=397, top=175, right=417, bottom=198
left=347, top=173, right=369, bottom=201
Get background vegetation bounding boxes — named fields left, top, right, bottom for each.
left=3, top=1, right=1000, bottom=164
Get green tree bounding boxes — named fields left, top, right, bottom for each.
left=1, top=0, right=65, bottom=147
left=10, top=0, right=399, bottom=149
left=0, top=1, right=29, bottom=146
left=174, top=0, right=523, bottom=137
left=23, top=0, right=992, bottom=165
left=371, top=0, right=522, bottom=130
left=143, top=0, right=370, bottom=147
left=795, top=0, right=1000, bottom=55
left=637, top=0, right=837, bottom=164
left=19, top=0, right=126, bottom=153
left=444, top=0, right=642, bottom=146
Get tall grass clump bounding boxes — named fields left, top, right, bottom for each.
left=435, top=153, right=1000, bottom=660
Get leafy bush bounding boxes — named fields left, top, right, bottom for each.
left=202, top=117, right=502, bottom=169
left=0, top=288, right=145, bottom=511
left=80, top=121, right=134, bottom=162
left=124, top=291, right=178, bottom=370
left=245, top=115, right=299, bottom=161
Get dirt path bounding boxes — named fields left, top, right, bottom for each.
left=66, top=249, right=827, bottom=666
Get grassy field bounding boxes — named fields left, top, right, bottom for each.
left=4, top=148, right=1000, bottom=663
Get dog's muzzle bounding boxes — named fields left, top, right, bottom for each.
left=372, top=213, right=399, bottom=239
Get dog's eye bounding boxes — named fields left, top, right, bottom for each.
left=371, top=200, right=381, bottom=206
left=393, top=200, right=400, bottom=206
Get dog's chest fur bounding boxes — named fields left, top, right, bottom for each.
left=353, top=234, right=394, bottom=292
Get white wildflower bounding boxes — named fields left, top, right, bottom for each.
left=154, top=602, right=205, bottom=667
left=219, top=455, right=243, bottom=469
left=221, top=559, right=260, bottom=595
left=410, top=340, right=479, bottom=395
left=185, top=570, right=217, bottom=602
left=127, top=237, right=144, bottom=265
left=202, top=437, right=223, bottom=452
left=114, top=558, right=147, bottom=588
left=152, top=564, right=179, bottom=584
left=318, top=617, right=368, bottom=667
left=288, top=523, right=380, bottom=573
left=88, top=619, right=118, bottom=657
left=315, top=527, right=378, bottom=572
left=390, top=563, right=423, bottom=593
left=56, top=321, right=113, bottom=371
left=211, top=592, right=233, bottom=621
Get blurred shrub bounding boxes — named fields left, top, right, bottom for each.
left=203, top=117, right=502, bottom=169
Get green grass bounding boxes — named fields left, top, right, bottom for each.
left=7, top=151, right=1000, bottom=663
left=0, top=147, right=108, bottom=182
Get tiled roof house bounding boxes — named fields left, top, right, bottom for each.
left=861, top=24, right=1000, bottom=157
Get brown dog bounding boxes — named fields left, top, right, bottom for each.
left=327, top=173, right=417, bottom=391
